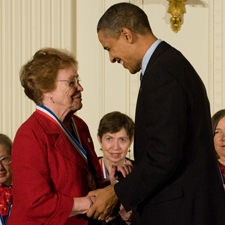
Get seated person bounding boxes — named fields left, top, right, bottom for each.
left=97, top=111, right=136, bottom=224
left=211, top=109, right=225, bottom=189
left=0, top=134, right=13, bottom=224
left=97, top=111, right=134, bottom=178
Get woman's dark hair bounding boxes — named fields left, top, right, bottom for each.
left=98, top=111, right=134, bottom=141
left=211, top=109, right=225, bottom=136
left=0, top=134, right=12, bottom=155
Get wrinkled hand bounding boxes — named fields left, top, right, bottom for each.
left=69, top=196, right=97, bottom=217
left=89, top=196, right=96, bottom=206
left=108, top=164, right=133, bottom=184
left=86, top=183, right=120, bottom=220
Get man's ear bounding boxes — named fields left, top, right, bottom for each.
left=120, top=28, right=133, bottom=43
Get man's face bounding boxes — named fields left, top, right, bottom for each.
left=98, top=30, right=141, bottom=74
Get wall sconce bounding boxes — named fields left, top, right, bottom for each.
left=167, top=0, right=187, bottom=33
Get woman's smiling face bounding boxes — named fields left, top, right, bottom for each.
left=98, top=127, right=132, bottom=165
left=214, top=116, right=225, bottom=160
left=0, top=144, right=12, bottom=187
left=51, top=66, right=83, bottom=113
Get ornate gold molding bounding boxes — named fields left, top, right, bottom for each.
left=167, top=0, right=187, bottom=33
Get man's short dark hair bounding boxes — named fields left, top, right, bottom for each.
left=97, top=2, right=152, bottom=39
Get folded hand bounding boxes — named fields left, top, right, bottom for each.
left=108, top=164, right=133, bottom=184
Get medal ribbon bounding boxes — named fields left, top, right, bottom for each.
left=100, top=158, right=108, bottom=179
left=70, top=119, right=81, bottom=143
left=0, top=205, right=11, bottom=225
left=36, top=105, right=87, bottom=163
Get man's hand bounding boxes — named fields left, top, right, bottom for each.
left=86, top=183, right=120, bottom=220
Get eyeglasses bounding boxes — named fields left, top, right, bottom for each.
left=0, top=155, right=11, bottom=165
left=57, top=77, right=81, bottom=87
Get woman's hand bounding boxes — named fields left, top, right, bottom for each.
left=108, top=163, right=133, bottom=184
left=119, top=204, right=132, bottom=224
left=69, top=196, right=96, bottom=217
left=117, top=163, right=133, bottom=177
left=105, top=204, right=132, bottom=224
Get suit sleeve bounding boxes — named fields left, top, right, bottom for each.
left=11, top=124, right=73, bottom=224
left=115, top=67, right=188, bottom=211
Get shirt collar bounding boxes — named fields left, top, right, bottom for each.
left=141, top=39, right=162, bottom=75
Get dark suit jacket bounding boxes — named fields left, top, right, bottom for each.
left=115, top=41, right=225, bottom=225
left=8, top=112, right=103, bottom=225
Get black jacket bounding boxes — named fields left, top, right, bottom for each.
left=115, top=41, right=225, bottom=225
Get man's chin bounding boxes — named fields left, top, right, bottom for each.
left=128, top=68, right=140, bottom=74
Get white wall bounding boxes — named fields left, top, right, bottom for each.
left=0, top=0, right=73, bottom=138
left=1, top=0, right=225, bottom=159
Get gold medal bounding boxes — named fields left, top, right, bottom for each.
left=87, top=170, right=97, bottom=190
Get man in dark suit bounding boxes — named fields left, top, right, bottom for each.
left=87, top=3, right=225, bottom=224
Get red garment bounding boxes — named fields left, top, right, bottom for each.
left=218, top=162, right=225, bottom=183
left=8, top=112, right=103, bottom=225
left=0, top=186, right=12, bottom=217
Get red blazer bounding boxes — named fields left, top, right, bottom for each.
left=8, top=111, right=103, bottom=225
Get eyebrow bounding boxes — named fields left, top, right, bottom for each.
left=105, top=134, right=128, bottom=139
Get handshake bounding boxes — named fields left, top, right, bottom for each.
left=86, top=163, right=133, bottom=222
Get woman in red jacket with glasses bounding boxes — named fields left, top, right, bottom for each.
left=8, top=48, right=104, bottom=225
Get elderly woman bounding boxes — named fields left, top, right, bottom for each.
left=97, top=111, right=135, bottom=225
left=8, top=48, right=105, bottom=225
left=0, top=134, right=13, bottom=224
left=211, top=109, right=225, bottom=189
